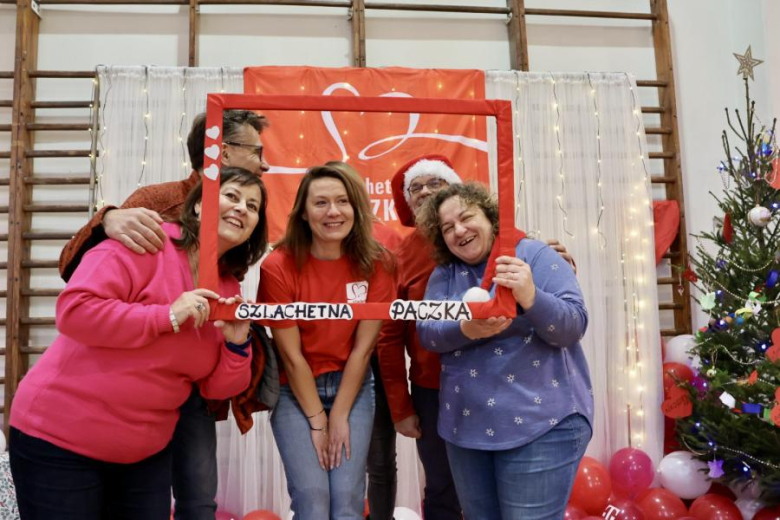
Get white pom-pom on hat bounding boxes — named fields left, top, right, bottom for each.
left=462, top=287, right=491, bottom=302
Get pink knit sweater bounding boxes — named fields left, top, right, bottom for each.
left=10, top=223, right=251, bottom=464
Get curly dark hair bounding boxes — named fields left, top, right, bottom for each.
left=174, top=167, right=268, bottom=281
left=187, top=110, right=270, bottom=172
left=417, top=182, right=499, bottom=265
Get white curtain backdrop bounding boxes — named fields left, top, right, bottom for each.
left=95, top=67, right=664, bottom=517
left=486, top=71, right=664, bottom=467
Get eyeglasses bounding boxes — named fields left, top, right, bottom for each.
left=224, top=141, right=264, bottom=160
left=408, top=178, right=446, bottom=195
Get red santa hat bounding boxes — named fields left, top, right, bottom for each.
left=391, top=155, right=462, bottom=227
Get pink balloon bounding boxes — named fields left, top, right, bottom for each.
left=610, top=448, right=655, bottom=498
left=216, top=512, right=240, bottom=520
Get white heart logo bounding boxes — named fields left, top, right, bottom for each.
left=204, top=164, right=220, bottom=180
left=205, top=126, right=220, bottom=140
left=205, top=144, right=220, bottom=160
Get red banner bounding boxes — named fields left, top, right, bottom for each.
left=244, top=66, right=488, bottom=240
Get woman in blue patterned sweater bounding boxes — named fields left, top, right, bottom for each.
left=416, top=182, right=593, bottom=520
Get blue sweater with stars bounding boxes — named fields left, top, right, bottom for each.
left=417, top=238, right=593, bottom=451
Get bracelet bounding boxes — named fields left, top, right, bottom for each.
left=309, top=425, right=326, bottom=432
left=226, top=334, right=252, bottom=350
left=169, top=308, right=180, bottom=334
left=306, top=408, right=325, bottom=419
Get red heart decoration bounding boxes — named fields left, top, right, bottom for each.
left=768, top=344, right=780, bottom=363
left=662, top=386, right=692, bottom=419
left=775, top=387, right=780, bottom=403
left=748, top=370, right=758, bottom=385
left=771, top=404, right=780, bottom=427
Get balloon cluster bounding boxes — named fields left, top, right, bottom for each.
left=566, top=452, right=780, bottom=520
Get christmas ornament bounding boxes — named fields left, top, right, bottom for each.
left=700, top=292, right=717, bottom=310
left=720, top=391, right=737, bottom=408
left=662, top=386, right=692, bottom=419
left=707, top=368, right=717, bottom=377
left=708, top=459, right=725, bottom=478
left=723, top=213, right=734, bottom=243
left=771, top=405, right=780, bottom=427
left=683, top=267, right=698, bottom=282
left=767, top=270, right=779, bottom=289
left=771, top=158, right=780, bottom=189
left=734, top=45, right=764, bottom=81
left=748, top=206, right=772, bottom=227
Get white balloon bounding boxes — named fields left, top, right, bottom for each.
left=393, top=507, right=422, bottom=520
left=657, top=451, right=711, bottom=499
left=664, top=334, right=697, bottom=365
left=736, top=498, right=766, bottom=520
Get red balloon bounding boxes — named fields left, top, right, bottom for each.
left=243, top=511, right=282, bottom=520
left=689, top=494, right=741, bottom=520
left=609, top=448, right=655, bottom=498
left=569, top=456, right=612, bottom=514
left=663, top=362, right=694, bottom=394
left=707, top=482, right=736, bottom=501
left=755, top=506, right=780, bottom=520
left=637, top=488, right=688, bottom=520
left=605, top=497, right=646, bottom=520
left=565, top=505, right=587, bottom=520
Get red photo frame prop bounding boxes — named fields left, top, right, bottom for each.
left=201, top=94, right=518, bottom=321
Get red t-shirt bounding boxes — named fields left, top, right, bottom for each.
left=258, top=247, right=395, bottom=383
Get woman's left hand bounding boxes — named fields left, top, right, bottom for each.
left=327, top=411, right=351, bottom=470
left=493, top=256, right=536, bottom=309
left=214, top=294, right=250, bottom=344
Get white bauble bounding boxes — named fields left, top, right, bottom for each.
left=748, top=206, right=772, bottom=227
left=462, top=287, right=491, bottom=302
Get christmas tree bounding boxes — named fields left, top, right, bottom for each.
left=672, top=67, right=780, bottom=501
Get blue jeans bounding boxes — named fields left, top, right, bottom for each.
left=446, top=414, right=591, bottom=520
left=411, top=385, right=461, bottom=520
left=272, top=370, right=375, bottom=520
left=9, top=427, right=172, bottom=520
left=172, top=387, right=217, bottom=520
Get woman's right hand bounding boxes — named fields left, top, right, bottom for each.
left=170, top=288, right=220, bottom=329
left=460, top=316, right=512, bottom=340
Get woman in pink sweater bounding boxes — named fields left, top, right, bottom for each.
left=9, top=167, right=267, bottom=520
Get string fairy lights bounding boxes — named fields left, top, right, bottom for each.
left=549, top=72, right=574, bottom=238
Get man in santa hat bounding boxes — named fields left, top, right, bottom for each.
left=373, top=155, right=573, bottom=520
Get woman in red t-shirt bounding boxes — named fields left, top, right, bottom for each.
left=259, top=164, right=395, bottom=519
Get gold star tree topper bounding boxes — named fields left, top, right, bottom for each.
left=734, top=45, right=763, bottom=80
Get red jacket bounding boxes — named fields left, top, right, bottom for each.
left=375, top=229, right=441, bottom=423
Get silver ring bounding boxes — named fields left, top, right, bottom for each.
left=196, top=303, right=205, bottom=312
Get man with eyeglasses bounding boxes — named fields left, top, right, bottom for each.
left=375, top=155, right=574, bottom=520
left=57, top=109, right=269, bottom=520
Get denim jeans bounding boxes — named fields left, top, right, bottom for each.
left=411, top=384, right=462, bottom=520
left=366, top=356, right=397, bottom=520
left=9, top=427, right=172, bottom=520
left=172, top=386, right=218, bottom=520
left=271, top=370, right=375, bottom=520
left=446, top=414, right=592, bottom=520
